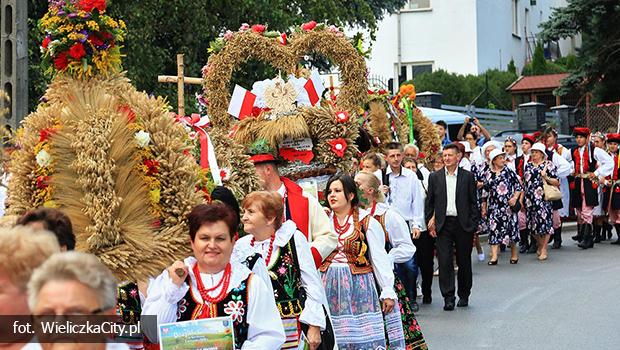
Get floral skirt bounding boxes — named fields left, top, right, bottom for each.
left=322, top=264, right=401, bottom=350
left=392, top=276, right=427, bottom=350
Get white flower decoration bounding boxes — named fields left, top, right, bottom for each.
left=36, top=149, right=52, bottom=168
left=134, top=130, right=151, bottom=148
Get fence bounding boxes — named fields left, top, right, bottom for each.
left=574, top=102, right=620, bottom=133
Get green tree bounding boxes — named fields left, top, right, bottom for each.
left=540, top=0, right=620, bottom=102
left=409, top=69, right=516, bottom=110
left=531, top=43, right=548, bottom=75
left=507, top=59, right=517, bottom=76
left=28, top=0, right=408, bottom=113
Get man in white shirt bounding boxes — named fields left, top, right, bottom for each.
left=569, top=127, right=614, bottom=249
left=384, top=142, right=425, bottom=310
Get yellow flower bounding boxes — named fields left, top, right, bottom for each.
left=87, top=21, right=99, bottom=31
left=43, top=200, right=58, bottom=208
left=119, top=20, right=127, bottom=29
left=149, top=188, right=161, bottom=204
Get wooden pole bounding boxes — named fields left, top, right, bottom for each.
left=177, top=54, right=185, bottom=117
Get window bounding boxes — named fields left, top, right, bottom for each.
left=403, top=0, right=431, bottom=11
left=512, top=0, right=520, bottom=37
left=396, top=62, right=433, bottom=84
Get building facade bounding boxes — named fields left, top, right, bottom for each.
left=366, top=0, right=580, bottom=92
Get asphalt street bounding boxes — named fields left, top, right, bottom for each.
left=417, top=224, right=620, bottom=350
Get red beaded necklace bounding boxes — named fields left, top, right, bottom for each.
left=193, top=262, right=232, bottom=304
left=333, top=209, right=353, bottom=235
left=250, top=233, right=276, bottom=265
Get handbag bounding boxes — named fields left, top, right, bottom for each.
left=542, top=163, right=562, bottom=201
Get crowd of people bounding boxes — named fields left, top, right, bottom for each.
left=3, top=116, right=620, bottom=350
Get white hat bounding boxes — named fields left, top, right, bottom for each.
left=531, top=142, right=547, bottom=158
left=459, top=141, right=472, bottom=153
left=488, top=149, right=505, bottom=163
left=481, top=140, right=501, bottom=159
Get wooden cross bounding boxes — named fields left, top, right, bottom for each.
left=157, top=54, right=204, bottom=116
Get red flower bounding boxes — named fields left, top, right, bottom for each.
left=592, top=182, right=598, bottom=190
left=328, top=138, right=347, bottom=158
left=79, top=0, right=106, bottom=12
left=42, top=36, right=51, bottom=49
left=118, top=105, right=136, bottom=123
left=36, top=176, right=50, bottom=189
left=335, top=111, right=349, bottom=123
left=39, top=128, right=56, bottom=142
left=418, top=152, right=425, bottom=159
left=379, top=89, right=387, bottom=95
left=278, top=32, right=287, bottom=45
left=251, top=24, right=266, bottom=33
left=89, top=34, right=104, bottom=47
left=301, top=21, right=317, bottom=31
left=144, top=159, right=160, bottom=176
left=220, top=169, right=228, bottom=180
left=53, top=52, right=69, bottom=70
left=68, top=42, right=86, bottom=60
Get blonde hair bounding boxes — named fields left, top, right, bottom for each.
left=28, top=251, right=118, bottom=311
left=356, top=171, right=385, bottom=203
left=242, top=191, right=284, bottom=230
left=0, top=225, right=60, bottom=291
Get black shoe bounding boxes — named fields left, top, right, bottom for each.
left=519, top=244, right=528, bottom=254
left=579, top=224, right=594, bottom=249
left=411, top=301, right=420, bottom=312
left=612, top=239, right=620, bottom=245
left=593, top=225, right=602, bottom=243
left=572, top=224, right=583, bottom=242
left=551, top=240, right=562, bottom=249
left=443, top=300, right=455, bottom=311
left=527, top=242, right=538, bottom=254
left=457, top=298, right=469, bottom=307
left=613, top=224, right=620, bottom=245
left=422, top=296, right=432, bottom=304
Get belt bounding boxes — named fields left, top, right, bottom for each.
left=575, top=173, right=594, bottom=179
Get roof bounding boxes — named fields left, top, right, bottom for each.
left=506, top=73, right=570, bottom=92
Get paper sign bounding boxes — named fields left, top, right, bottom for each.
left=279, top=138, right=314, bottom=164
left=159, top=316, right=235, bottom=350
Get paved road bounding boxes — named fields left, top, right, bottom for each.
left=417, top=225, right=620, bottom=350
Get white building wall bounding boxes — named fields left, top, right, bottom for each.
left=364, top=0, right=579, bottom=88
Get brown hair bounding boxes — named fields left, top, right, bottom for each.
left=361, top=152, right=382, bottom=168
left=187, top=203, right=237, bottom=241
left=17, top=208, right=75, bottom=250
left=242, top=191, right=284, bottom=230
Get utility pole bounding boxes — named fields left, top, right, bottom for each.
left=0, top=0, right=28, bottom=130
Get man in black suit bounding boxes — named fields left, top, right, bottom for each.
left=426, top=143, right=479, bottom=311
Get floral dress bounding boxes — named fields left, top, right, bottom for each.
left=483, top=167, right=523, bottom=245
left=473, top=162, right=490, bottom=234
left=524, top=161, right=558, bottom=236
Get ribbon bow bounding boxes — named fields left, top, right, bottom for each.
left=176, top=113, right=222, bottom=185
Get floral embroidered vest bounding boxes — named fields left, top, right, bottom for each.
left=267, top=235, right=307, bottom=319
left=319, top=210, right=372, bottom=275
left=177, top=275, right=251, bottom=349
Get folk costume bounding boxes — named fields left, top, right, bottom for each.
left=603, top=133, right=620, bottom=244
left=234, top=220, right=330, bottom=349
left=141, top=257, right=285, bottom=349
left=544, top=142, right=574, bottom=248
left=371, top=201, right=428, bottom=350
left=569, top=127, right=614, bottom=248
left=320, top=208, right=401, bottom=350
left=515, top=136, right=530, bottom=253
left=250, top=154, right=338, bottom=267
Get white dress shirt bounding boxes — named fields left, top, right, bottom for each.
left=141, top=257, right=285, bottom=349
left=576, top=145, right=613, bottom=177
left=234, top=220, right=327, bottom=330
left=386, top=166, right=424, bottom=230
left=445, top=167, right=458, bottom=217
left=328, top=208, right=397, bottom=300
left=372, top=202, right=416, bottom=265
left=458, top=157, right=472, bottom=171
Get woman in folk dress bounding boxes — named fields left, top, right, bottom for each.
left=321, top=173, right=402, bottom=350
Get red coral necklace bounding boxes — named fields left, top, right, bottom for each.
left=193, top=262, right=231, bottom=304
left=250, top=233, right=276, bottom=265
left=333, top=209, right=353, bottom=235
